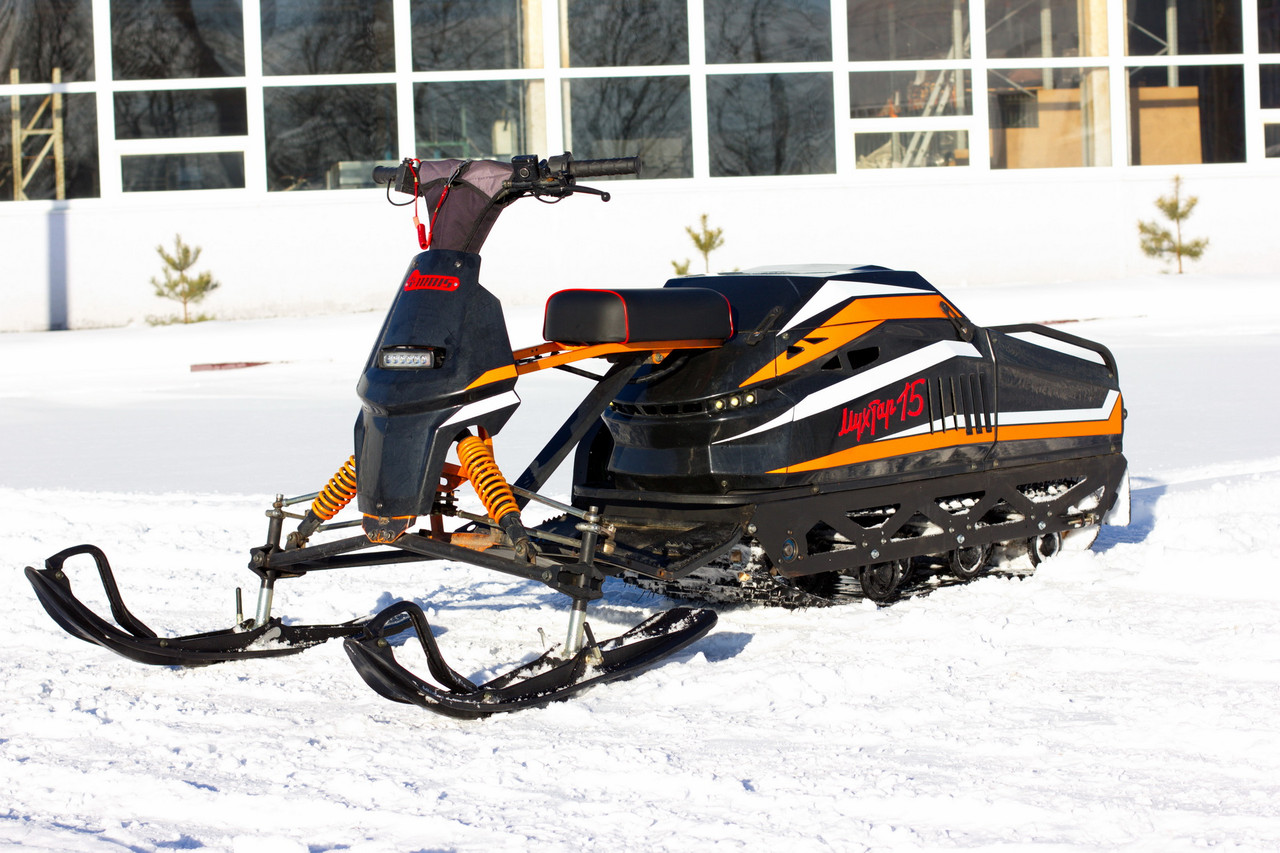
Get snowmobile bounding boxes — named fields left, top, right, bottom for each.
left=26, top=153, right=1129, bottom=718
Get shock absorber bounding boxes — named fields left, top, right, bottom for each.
left=288, top=456, right=358, bottom=548
left=456, top=432, right=535, bottom=561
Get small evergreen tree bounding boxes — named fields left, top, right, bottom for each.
left=1138, top=175, right=1209, bottom=274
left=686, top=213, right=725, bottom=274
left=671, top=258, right=692, bottom=275
left=152, top=234, right=219, bottom=323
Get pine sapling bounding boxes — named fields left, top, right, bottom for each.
left=152, top=234, right=220, bottom=323
left=1138, top=175, right=1209, bottom=274
left=685, top=214, right=725, bottom=274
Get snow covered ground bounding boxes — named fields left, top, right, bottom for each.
left=2, top=273, right=1279, bottom=852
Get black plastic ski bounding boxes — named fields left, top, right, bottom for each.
left=343, top=600, right=717, bottom=718
left=25, top=544, right=363, bottom=666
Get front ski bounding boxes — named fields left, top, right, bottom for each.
left=343, top=600, right=717, bottom=718
left=25, top=544, right=363, bottom=666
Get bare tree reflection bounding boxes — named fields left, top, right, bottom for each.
left=709, top=74, right=834, bottom=176
left=261, top=0, right=392, bottom=75
left=264, top=84, right=396, bottom=190
left=704, top=0, right=830, bottom=64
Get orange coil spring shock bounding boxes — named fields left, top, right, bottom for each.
left=311, top=455, right=358, bottom=522
left=456, top=435, right=518, bottom=523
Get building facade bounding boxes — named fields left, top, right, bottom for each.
left=3, top=0, right=1278, bottom=330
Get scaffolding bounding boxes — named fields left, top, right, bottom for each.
left=8, top=68, right=66, bottom=201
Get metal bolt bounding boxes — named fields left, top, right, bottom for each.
left=870, top=549, right=880, bottom=559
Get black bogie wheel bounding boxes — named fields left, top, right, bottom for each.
left=1027, top=532, right=1062, bottom=566
left=948, top=544, right=991, bottom=580
left=859, top=559, right=909, bottom=603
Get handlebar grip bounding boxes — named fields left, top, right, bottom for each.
left=372, top=165, right=399, bottom=184
left=567, top=156, right=642, bottom=179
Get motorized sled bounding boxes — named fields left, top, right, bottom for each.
left=26, top=153, right=1129, bottom=717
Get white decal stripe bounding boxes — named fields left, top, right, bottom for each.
left=715, top=340, right=983, bottom=444
left=780, top=281, right=927, bottom=336
left=1007, top=330, right=1106, bottom=365
left=440, top=390, right=522, bottom=428
left=997, top=390, right=1120, bottom=426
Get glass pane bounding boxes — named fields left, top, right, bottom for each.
left=1262, top=65, right=1280, bottom=108
left=705, top=0, right=831, bottom=63
left=986, top=0, right=1107, bottom=58
left=122, top=152, right=245, bottom=191
left=1266, top=124, right=1280, bottom=157
left=1127, top=0, right=1241, bottom=56
left=565, top=77, right=691, bottom=178
left=1, top=93, right=99, bottom=201
left=112, top=0, right=244, bottom=80
left=264, top=84, right=397, bottom=191
left=412, top=0, right=541, bottom=70
left=115, top=90, right=248, bottom=139
left=708, top=73, right=835, bottom=176
left=261, top=0, right=393, bottom=76
left=989, top=68, right=1112, bottom=168
left=856, top=130, right=969, bottom=167
left=415, top=81, right=545, bottom=159
left=0, top=0, right=95, bottom=82
left=848, top=0, right=969, bottom=61
left=851, top=69, right=972, bottom=118
left=1127, top=65, right=1244, bottom=164
left=565, top=0, right=688, bottom=66
left=1263, top=0, right=1280, bottom=53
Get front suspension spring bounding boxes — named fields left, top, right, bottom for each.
left=456, top=434, right=518, bottom=524
left=311, top=455, right=358, bottom=522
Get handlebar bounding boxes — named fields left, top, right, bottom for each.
left=373, top=152, right=641, bottom=200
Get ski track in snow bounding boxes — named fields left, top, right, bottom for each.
left=2, top=275, right=1280, bottom=851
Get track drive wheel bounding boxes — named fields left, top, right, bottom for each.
left=1028, top=532, right=1062, bottom=566
left=859, top=559, right=909, bottom=603
left=948, top=544, right=991, bottom=580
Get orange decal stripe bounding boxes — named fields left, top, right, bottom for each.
left=465, top=339, right=724, bottom=390
left=773, top=429, right=993, bottom=474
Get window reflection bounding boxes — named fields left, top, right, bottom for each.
left=1127, top=0, right=1241, bottom=56
left=848, top=0, right=969, bottom=61
left=565, top=0, right=688, bottom=66
left=412, top=0, right=541, bottom=70
left=1262, top=65, right=1280, bottom=109
left=1, top=93, right=100, bottom=201
left=261, top=0, right=393, bottom=76
left=704, top=0, right=831, bottom=64
left=1127, top=65, right=1244, bottom=164
left=0, top=0, right=95, bottom=82
left=1262, top=0, right=1280, bottom=53
left=115, top=90, right=248, bottom=139
left=986, top=0, right=1107, bottom=58
left=851, top=70, right=971, bottom=118
left=111, top=0, right=244, bottom=80
left=264, top=84, right=396, bottom=190
left=415, top=81, right=544, bottom=159
left=1266, top=125, right=1280, bottom=158
left=856, top=130, right=968, bottom=167
left=989, top=68, right=1111, bottom=168
left=122, top=153, right=245, bottom=191
left=565, top=77, right=691, bottom=178
left=708, top=73, right=834, bottom=176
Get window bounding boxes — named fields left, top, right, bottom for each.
left=848, top=0, right=969, bottom=61
left=1262, top=0, right=1280, bottom=53
left=1, top=93, right=100, bottom=201
left=415, top=81, right=545, bottom=159
left=565, top=77, right=691, bottom=178
left=1127, top=0, right=1241, bottom=56
left=986, top=0, right=1107, bottom=58
left=264, top=85, right=397, bottom=190
left=708, top=73, right=835, bottom=176
left=855, top=130, right=969, bottom=167
left=411, top=0, right=542, bottom=70
left=0, top=0, right=95, bottom=83
left=990, top=68, right=1111, bottom=167
left=1128, top=65, right=1245, bottom=164
left=851, top=69, right=971, bottom=118
left=564, top=0, right=688, bottom=66
left=261, top=0, right=393, bottom=76
left=111, top=0, right=244, bottom=80
left=704, top=0, right=831, bottom=64
left=114, top=89, right=249, bottom=139
left=122, top=153, right=245, bottom=191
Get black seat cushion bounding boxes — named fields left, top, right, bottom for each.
left=543, top=288, right=734, bottom=345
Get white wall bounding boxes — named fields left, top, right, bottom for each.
left=3, top=166, right=1275, bottom=332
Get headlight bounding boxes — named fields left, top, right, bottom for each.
left=378, top=346, right=443, bottom=369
